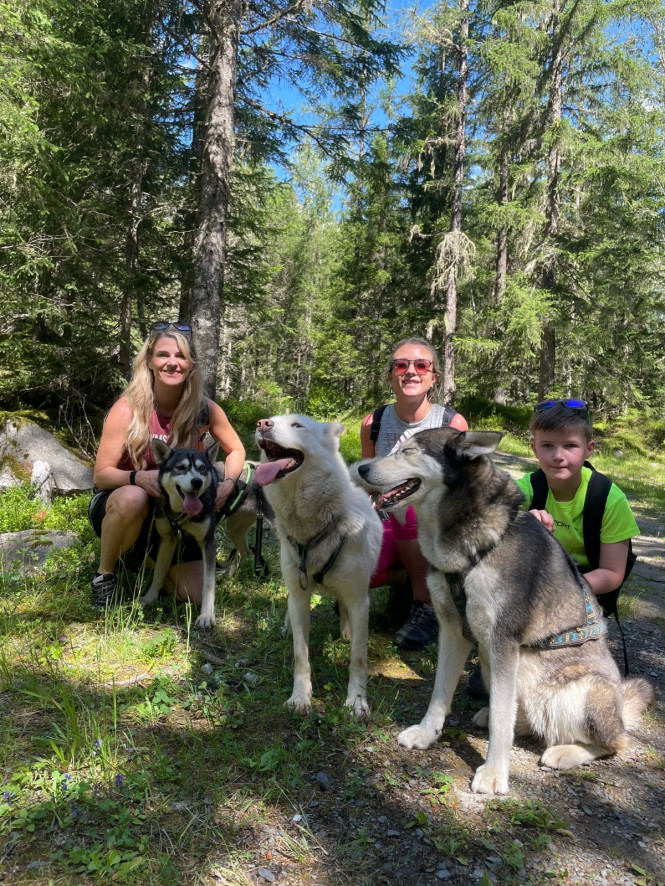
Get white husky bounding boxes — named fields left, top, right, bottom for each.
left=255, top=415, right=383, bottom=716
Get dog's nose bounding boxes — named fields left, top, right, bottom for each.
left=357, top=463, right=369, bottom=478
left=191, top=478, right=203, bottom=490
left=256, top=419, right=274, bottom=432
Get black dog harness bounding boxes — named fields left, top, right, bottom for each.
left=287, top=523, right=347, bottom=590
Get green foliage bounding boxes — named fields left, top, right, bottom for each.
left=0, top=484, right=90, bottom=535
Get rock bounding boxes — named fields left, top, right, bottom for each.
left=0, top=529, right=80, bottom=568
left=315, top=772, right=331, bottom=791
left=31, top=460, right=56, bottom=501
left=0, top=418, right=93, bottom=495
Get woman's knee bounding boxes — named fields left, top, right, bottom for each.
left=104, top=487, right=150, bottom=523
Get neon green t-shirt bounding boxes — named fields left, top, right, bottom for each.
left=515, top=466, right=639, bottom=569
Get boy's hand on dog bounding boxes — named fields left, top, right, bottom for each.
left=528, top=508, right=554, bottom=532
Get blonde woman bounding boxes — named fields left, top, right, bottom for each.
left=361, top=337, right=468, bottom=649
left=88, top=322, right=245, bottom=609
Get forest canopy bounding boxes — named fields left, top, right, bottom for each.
left=1, top=0, right=664, bottom=423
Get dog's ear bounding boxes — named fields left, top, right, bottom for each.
left=454, top=431, right=503, bottom=459
left=205, top=440, right=220, bottom=465
left=326, top=422, right=345, bottom=440
left=152, top=439, right=172, bottom=465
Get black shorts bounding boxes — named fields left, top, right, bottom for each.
left=87, top=490, right=203, bottom=571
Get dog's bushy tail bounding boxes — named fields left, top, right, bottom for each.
left=622, top=677, right=655, bottom=730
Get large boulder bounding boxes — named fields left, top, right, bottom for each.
left=0, top=418, right=94, bottom=495
left=0, top=529, right=80, bottom=569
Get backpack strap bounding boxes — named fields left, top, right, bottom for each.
left=529, top=468, right=550, bottom=511
left=369, top=404, right=389, bottom=443
left=581, top=460, right=610, bottom=571
left=441, top=405, right=458, bottom=426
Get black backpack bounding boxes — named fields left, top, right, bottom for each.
left=530, top=461, right=636, bottom=673
left=369, top=403, right=459, bottom=443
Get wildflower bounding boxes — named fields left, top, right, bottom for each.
left=92, top=783, right=102, bottom=798
left=114, top=774, right=125, bottom=788
left=61, top=773, right=72, bottom=791
left=126, top=747, right=136, bottom=761
left=92, top=739, right=103, bottom=756
left=3, top=791, right=14, bottom=807
left=69, top=802, right=80, bottom=820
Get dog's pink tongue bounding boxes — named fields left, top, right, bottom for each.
left=182, top=493, right=203, bottom=517
left=256, top=458, right=292, bottom=486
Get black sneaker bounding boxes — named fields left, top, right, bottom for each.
left=394, top=601, right=438, bottom=650
left=466, top=666, right=489, bottom=699
left=91, top=572, right=118, bottom=610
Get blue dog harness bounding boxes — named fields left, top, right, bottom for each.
left=527, top=581, right=606, bottom=650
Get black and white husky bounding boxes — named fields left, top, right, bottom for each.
left=139, top=440, right=220, bottom=629
left=255, top=414, right=383, bottom=716
left=355, top=428, right=653, bottom=794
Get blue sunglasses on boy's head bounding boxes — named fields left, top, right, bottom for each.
left=534, top=398, right=589, bottom=416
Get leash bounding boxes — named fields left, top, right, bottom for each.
left=287, top=523, right=347, bottom=590
left=254, top=485, right=265, bottom=576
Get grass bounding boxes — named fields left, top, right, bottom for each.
left=1, top=415, right=664, bottom=885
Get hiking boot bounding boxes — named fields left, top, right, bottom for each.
left=394, top=601, right=438, bottom=650
left=466, top=666, right=489, bottom=700
left=91, top=572, right=118, bottom=610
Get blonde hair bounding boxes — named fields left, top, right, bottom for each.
left=124, top=331, right=206, bottom=469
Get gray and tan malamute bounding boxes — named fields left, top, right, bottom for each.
left=355, top=428, right=653, bottom=794
left=255, top=415, right=383, bottom=716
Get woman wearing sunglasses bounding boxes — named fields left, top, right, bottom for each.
left=360, top=337, right=468, bottom=649
left=88, top=322, right=245, bottom=610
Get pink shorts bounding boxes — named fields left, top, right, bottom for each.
left=370, top=507, right=418, bottom=588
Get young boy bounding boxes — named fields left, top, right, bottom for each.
left=467, top=398, right=639, bottom=698
left=516, top=398, right=639, bottom=606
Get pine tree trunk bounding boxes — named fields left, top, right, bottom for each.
left=492, top=116, right=510, bottom=305
left=538, top=0, right=562, bottom=399
left=190, top=0, right=241, bottom=397
left=442, top=0, right=469, bottom=407
left=119, top=4, right=156, bottom=378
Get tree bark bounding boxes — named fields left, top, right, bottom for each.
left=441, top=0, right=469, bottom=407
left=119, top=4, right=156, bottom=378
left=538, top=0, right=563, bottom=399
left=189, top=0, right=241, bottom=397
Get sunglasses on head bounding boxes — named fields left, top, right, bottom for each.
left=389, top=358, right=434, bottom=376
left=534, top=398, right=589, bottom=415
left=150, top=321, right=192, bottom=339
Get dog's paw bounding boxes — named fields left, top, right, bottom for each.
left=139, top=588, right=159, bottom=608
left=397, top=723, right=440, bottom=750
left=472, top=707, right=490, bottom=729
left=285, top=693, right=312, bottom=715
left=471, top=763, right=509, bottom=795
left=194, top=613, right=216, bottom=630
left=217, top=557, right=239, bottom=577
left=540, top=743, right=606, bottom=770
left=345, top=694, right=370, bottom=718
